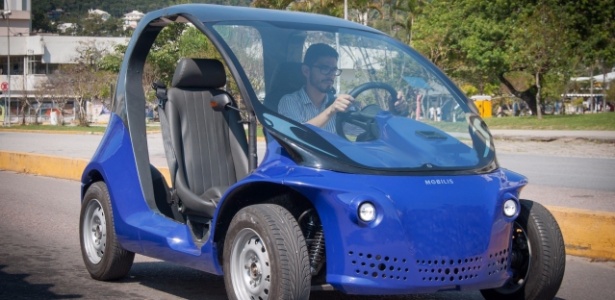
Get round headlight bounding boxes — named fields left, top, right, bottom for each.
left=503, top=199, right=518, bottom=217
left=358, top=202, right=376, bottom=222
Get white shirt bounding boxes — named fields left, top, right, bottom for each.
left=278, top=87, right=336, bottom=133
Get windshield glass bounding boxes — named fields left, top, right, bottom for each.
left=212, top=20, right=495, bottom=173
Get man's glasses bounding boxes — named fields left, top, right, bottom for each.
left=311, top=65, right=342, bottom=76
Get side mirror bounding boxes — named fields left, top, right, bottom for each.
left=210, top=92, right=234, bottom=112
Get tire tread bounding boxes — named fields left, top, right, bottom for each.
left=80, top=181, right=134, bottom=281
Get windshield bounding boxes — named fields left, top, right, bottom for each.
left=211, top=20, right=496, bottom=173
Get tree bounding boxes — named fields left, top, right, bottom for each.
left=412, top=0, right=596, bottom=117
left=564, top=0, right=615, bottom=111
left=252, top=0, right=295, bottom=10
left=412, top=0, right=463, bottom=72
left=30, top=86, right=45, bottom=125
left=63, top=14, right=128, bottom=37
left=380, top=0, right=427, bottom=46
left=503, top=3, right=573, bottom=119
left=145, top=23, right=188, bottom=85
left=44, top=73, right=71, bottom=125
left=31, top=8, right=57, bottom=34
left=53, top=40, right=120, bottom=126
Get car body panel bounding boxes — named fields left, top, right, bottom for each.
left=80, top=3, right=536, bottom=295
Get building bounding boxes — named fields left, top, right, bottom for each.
left=0, top=0, right=29, bottom=37
left=123, top=10, right=144, bottom=30
left=88, top=9, right=111, bottom=21
left=567, top=68, right=614, bottom=112
left=1, top=0, right=129, bottom=125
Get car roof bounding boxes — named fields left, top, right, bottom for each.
left=141, top=4, right=381, bottom=34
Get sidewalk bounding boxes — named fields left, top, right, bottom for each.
left=0, top=128, right=613, bottom=168
left=491, top=129, right=615, bottom=142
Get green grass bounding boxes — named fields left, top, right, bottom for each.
left=484, top=113, right=615, bottom=131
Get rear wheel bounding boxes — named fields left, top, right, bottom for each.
left=223, top=204, right=311, bottom=300
left=80, top=181, right=134, bottom=280
left=481, top=200, right=565, bottom=300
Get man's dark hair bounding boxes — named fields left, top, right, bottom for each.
left=303, top=43, right=338, bottom=66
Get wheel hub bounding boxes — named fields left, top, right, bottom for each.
left=82, top=199, right=107, bottom=264
left=93, top=224, right=102, bottom=242
left=231, top=229, right=272, bottom=299
left=247, top=256, right=263, bottom=285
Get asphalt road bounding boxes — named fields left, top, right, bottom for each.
left=1, top=131, right=614, bottom=212
left=1, top=170, right=614, bottom=300
left=498, top=154, right=615, bottom=192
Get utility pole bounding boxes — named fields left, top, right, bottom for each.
left=2, top=9, right=11, bottom=126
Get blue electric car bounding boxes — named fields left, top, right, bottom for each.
left=79, top=4, right=565, bottom=300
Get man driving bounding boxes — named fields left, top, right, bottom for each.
left=278, top=43, right=408, bottom=133
left=278, top=43, right=352, bottom=133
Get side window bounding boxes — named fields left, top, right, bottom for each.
left=215, top=25, right=265, bottom=104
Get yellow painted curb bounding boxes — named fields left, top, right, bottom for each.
left=1, top=150, right=614, bottom=261
left=0, top=151, right=88, bottom=181
left=547, top=206, right=615, bottom=261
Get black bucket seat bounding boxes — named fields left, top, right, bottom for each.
left=163, top=58, right=248, bottom=219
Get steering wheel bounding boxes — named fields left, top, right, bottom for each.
left=335, top=82, right=398, bottom=141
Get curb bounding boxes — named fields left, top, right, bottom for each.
left=0, top=151, right=89, bottom=181
left=493, top=135, right=615, bottom=143
left=1, top=150, right=614, bottom=261
left=550, top=207, right=615, bottom=261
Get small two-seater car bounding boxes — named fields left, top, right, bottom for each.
left=79, top=4, right=565, bottom=299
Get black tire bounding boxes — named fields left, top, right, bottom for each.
left=223, top=204, right=311, bottom=300
left=79, top=181, right=135, bottom=281
left=481, top=200, right=565, bottom=300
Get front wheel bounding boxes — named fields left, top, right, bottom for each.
left=223, top=204, right=311, bottom=300
left=481, top=200, right=565, bottom=300
left=80, top=181, right=134, bottom=281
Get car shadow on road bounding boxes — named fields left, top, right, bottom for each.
left=119, top=262, right=566, bottom=300
left=118, top=261, right=229, bottom=300
left=0, top=264, right=81, bottom=299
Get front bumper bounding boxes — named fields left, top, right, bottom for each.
left=283, top=168, right=520, bottom=295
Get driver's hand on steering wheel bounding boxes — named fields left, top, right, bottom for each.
left=393, top=91, right=409, bottom=116
left=328, top=94, right=355, bottom=114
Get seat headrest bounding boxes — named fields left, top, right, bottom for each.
left=270, top=62, right=304, bottom=93
left=172, top=58, right=226, bottom=89
left=264, top=62, right=305, bottom=110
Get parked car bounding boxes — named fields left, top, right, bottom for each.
left=79, top=4, right=565, bottom=300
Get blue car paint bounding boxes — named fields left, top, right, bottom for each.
left=84, top=115, right=526, bottom=294
left=268, top=165, right=520, bottom=294
left=82, top=114, right=144, bottom=253
left=83, top=114, right=224, bottom=274
left=224, top=136, right=525, bottom=294
left=77, top=4, right=541, bottom=295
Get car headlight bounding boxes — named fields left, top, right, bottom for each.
left=503, top=199, right=518, bottom=217
left=358, top=202, right=376, bottom=222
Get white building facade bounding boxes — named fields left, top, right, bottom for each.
left=1, top=0, right=129, bottom=124
left=123, top=10, right=144, bottom=30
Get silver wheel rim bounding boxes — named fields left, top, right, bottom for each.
left=82, top=199, right=107, bottom=264
left=230, top=228, right=272, bottom=300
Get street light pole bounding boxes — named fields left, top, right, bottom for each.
left=2, top=10, right=11, bottom=127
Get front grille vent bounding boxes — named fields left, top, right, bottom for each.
left=348, top=247, right=509, bottom=283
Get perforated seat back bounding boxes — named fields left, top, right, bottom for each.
left=164, top=58, right=248, bottom=217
